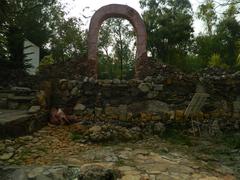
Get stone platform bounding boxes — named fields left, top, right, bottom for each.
left=0, top=110, right=48, bottom=138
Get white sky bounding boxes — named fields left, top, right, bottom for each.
left=60, top=0, right=206, bottom=35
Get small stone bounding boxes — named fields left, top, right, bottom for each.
left=12, top=169, right=28, bottom=180
left=147, top=91, right=158, bottom=98
left=28, top=167, right=45, bottom=179
left=0, top=98, right=8, bottom=109
left=153, top=122, right=165, bottom=135
left=49, top=166, right=68, bottom=180
left=36, top=174, right=52, bottom=180
left=175, top=110, right=184, bottom=121
left=121, top=174, right=141, bottom=180
left=196, top=84, right=205, bottom=93
left=59, top=79, right=68, bottom=90
left=11, top=86, right=31, bottom=92
left=144, top=76, right=152, bottom=82
left=79, top=165, right=119, bottom=180
left=146, top=100, right=169, bottom=113
left=199, top=177, right=219, bottom=180
left=153, top=84, right=164, bottom=91
left=156, top=75, right=165, bottom=83
left=89, top=77, right=96, bottom=83
left=8, top=102, right=19, bottom=109
left=5, top=139, right=15, bottom=145
left=74, top=103, right=86, bottom=113
left=138, top=83, right=151, bottom=93
left=121, top=80, right=127, bottom=84
left=113, top=79, right=121, bottom=84
left=89, top=126, right=102, bottom=133
left=19, top=135, right=33, bottom=141
left=71, top=87, right=79, bottom=96
left=6, top=146, right=15, bottom=153
left=95, top=107, right=103, bottom=116
left=28, top=106, right=41, bottom=114
left=0, top=143, right=5, bottom=151
left=0, top=152, right=14, bottom=160
left=101, top=79, right=113, bottom=84
left=83, top=77, right=89, bottom=82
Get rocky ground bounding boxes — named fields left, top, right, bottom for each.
left=0, top=123, right=239, bottom=180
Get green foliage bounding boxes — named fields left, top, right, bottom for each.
left=197, top=0, right=217, bottom=35
left=1, top=0, right=240, bottom=80
left=0, top=0, right=87, bottom=77
left=214, top=133, right=240, bottom=149
left=195, top=2, right=240, bottom=68
left=215, top=4, right=240, bottom=66
left=208, top=53, right=229, bottom=69
left=49, top=3, right=87, bottom=62
left=70, top=132, right=82, bottom=141
left=208, top=53, right=221, bottom=67
left=98, top=18, right=135, bottom=79
left=0, top=0, right=56, bottom=74
left=140, top=0, right=194, bottom=61
left=182, top=55, right=205, bottom=73
left=237, top=41, right=240, bottom=66
left=38, top=54, right=54, bottom=71
left=162, top=128, right=192, bottom=146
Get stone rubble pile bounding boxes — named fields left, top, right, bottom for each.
left=71, top=121, right=165, bottom=143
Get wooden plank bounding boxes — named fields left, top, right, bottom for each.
left=184, top=93, right=209, bottom=118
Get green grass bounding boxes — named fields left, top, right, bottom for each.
left=219, top=133, right=240, bottom=149
left=70, top=132, right=82, bottom=141
left=162, top=128, right=192, bottom=146
left=115, top=159, right=125, bottom=166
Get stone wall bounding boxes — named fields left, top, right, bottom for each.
left=50, top=69, right=240, bottom=132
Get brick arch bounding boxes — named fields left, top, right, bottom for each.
left=87, top=4, right=148, bottom=78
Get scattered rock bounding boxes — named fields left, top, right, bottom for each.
left=121, top=174, right=141, bottom=180
left=153, top=84, right=163, bottom=91
left=27, top=167, right=45, bottom=179
left=146, top=100, right=169, bottom=113
left=71, top=87, right=79, bottom=96
left=28, top=106, right=41, bottom=114
left=74, top=103, right=86, bottom=114
left=138, top=83, right=151, bottom=93
left=6, top=146, right=15, bottom=153
left=0, top=152, right=14, bottom=160
left=113, top=79, right=121, bottom=84
left=59, top=79, right=68, bottom=90
left=19, top=136, right=33, bottom=141
left=153, top=122, right=165, bottom=135
left=78, top=165, right=120, bottom=180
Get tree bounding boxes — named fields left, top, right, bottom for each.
left=48, top=3, right=87, bottom=62
left=215, top=2, right=240, bottom=66
left=0, top=0, right=56, bottom=71
left=98, top=18, right=135, bottom=79
left=140, top=0, right=194, bottom=63
left=197, top=0, right=217, bottom=36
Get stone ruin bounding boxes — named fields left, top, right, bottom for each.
left=87, top=4, right=149, bottom=79
left=0, top=5, right=240, bottom=139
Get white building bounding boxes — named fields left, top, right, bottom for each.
left=23, top=39, right=40, bottom=75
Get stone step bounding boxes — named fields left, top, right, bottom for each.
left=0, top=110, right=48, bottom=138
left=0, top=95, right=36, bottom=110
left=8, top=95, right=35, bottom=102
left=0, top=87, right=37, bottom=96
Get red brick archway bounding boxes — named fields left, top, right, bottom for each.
left=87, top=4, right=148, bottom=79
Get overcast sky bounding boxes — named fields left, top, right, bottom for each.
left=60, top=0, right=205, bottom=34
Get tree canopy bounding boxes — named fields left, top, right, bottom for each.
left=0, top=0, right=240, bottom=81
